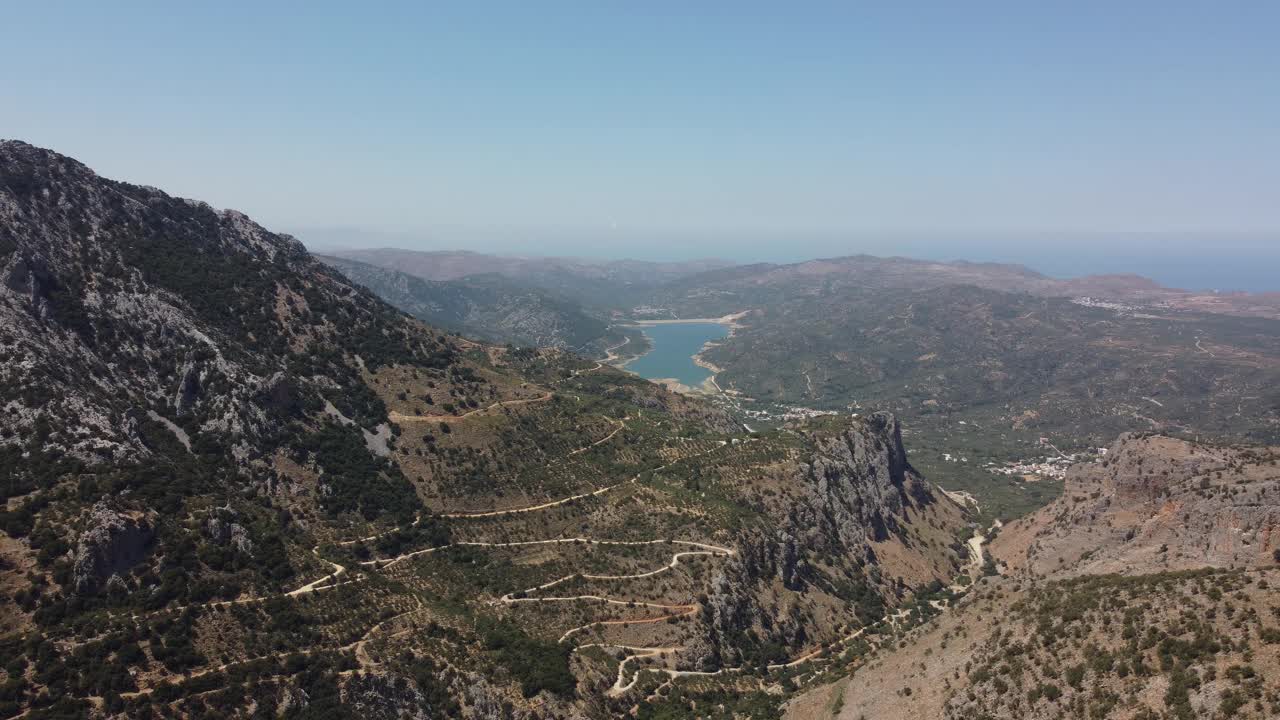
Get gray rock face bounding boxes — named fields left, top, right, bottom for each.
left=742, top=413, right=929, bottom=587
left=702, top=413, right=952, bottom=666
left=275, top=685, right=310, bottom=716
left=994, top=433, right=1280, bottom=577
left=452, top=671, right=573, bottom=720
left=342, top=674, right=432, bottom=720
left=803, top=413, right=915, bottom=546
left=3, top=255, right=56, bottom=316
left=205, top=508, right=254, bottom=556
left=72, top=501, right=154, bottom=594
left=172, top=359, right=204, bottom=416
left=0, top=139, right=450, bottom=478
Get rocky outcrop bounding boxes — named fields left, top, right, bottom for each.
left=72, top=501, right=154, bottom=594
left=801, top=413, right=917, bottom=545
left=342, top=674, right=432, bottom=720
left=275, top=685, right=309, bottom=716
left=205, top=507, right=254, bottom=556
left=172, top=358, right=204, bottom=416
left=739, top=413, right=935, bottom=588
left=991, top=433, right=1280, bottom=577
left=2, top=255, right=56, bottom=317
left=700, top=413, right=964, bottom=668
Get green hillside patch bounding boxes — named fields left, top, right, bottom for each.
left=478, top=618, right=576, bottom=698
left=297, top=422, right=420, bottom=522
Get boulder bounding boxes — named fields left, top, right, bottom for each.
left=72, top=501, right=154, bottom=595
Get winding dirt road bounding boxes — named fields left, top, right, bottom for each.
left=389, top=391, right=554, bottom=423
left=438, top=438, right=728, bottom=519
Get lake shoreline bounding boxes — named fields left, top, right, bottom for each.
left=621, top=310, right=749, bottom=329
left=616, top=315, right=743, bottom=395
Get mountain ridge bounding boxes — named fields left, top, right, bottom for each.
left=0, top=141, right=971, bottom=720
left=317, top=253, right=617, bottom=352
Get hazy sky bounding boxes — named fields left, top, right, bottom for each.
left=3, top=2, right=1278, bottom=285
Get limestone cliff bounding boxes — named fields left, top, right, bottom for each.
left=699, top=413, right=967, bottom=669
left=992, top=433, right=1280, bottom=577
left=71, top=501, right=154, bottom=594
left=0, top=139, right=455, bottom=469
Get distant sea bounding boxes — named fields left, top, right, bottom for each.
left=848, top=236, right=1280, bottom=294
left=1007, top=246, right=1280, bottom=294
left=685, top=234, right=1280, bottom=294
left=303, top=229, right=1280, bottom=293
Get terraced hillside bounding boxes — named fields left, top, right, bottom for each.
left=0, top=142, right=974, bottom=720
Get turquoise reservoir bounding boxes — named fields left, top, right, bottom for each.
left=624, top=322, right=729, bottom=388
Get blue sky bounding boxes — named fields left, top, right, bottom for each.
left=3, top=2, right=1278, bottom=286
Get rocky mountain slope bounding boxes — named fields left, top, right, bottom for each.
left=788, top=566, right=1280, bottom=720
left=697, top=414, right=966, bottom=672
left=318, top=254, right=617, bottom=353
left=0, top=142, right=968, bottom=720
left=0, top=139, right=457, bottom=482
left=991, top=434, right=1280, bottom=577
left=0, top=137, right=459, bottom=645
left=785, top=435, right=1280, bottom=720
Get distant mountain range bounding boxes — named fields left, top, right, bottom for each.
left=644, top=253, right=1280, bottom=320
left=324, top=247, right=1280, bottom=450
left=317, top=254, right=616, bottom=352
left=326, top=247, right=733, bottom=308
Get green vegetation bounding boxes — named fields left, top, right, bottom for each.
left=321, top=255, right=612, bottom=351
left=952, top=569, right=1280, bottom=719
left=478, top=618, right=575, bottom=698
left=296, top=422, right=420, bottom=522
left=637, top=689, right=783, bottom=720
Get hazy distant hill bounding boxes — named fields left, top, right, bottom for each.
left=318, top=254, right=615, bottom=352
left=632, top=255, right=1280, bottom=448
left=703, top=283, right=1280, bottom=444
left=650, top=253, right=1280, bottom=320
left=328, top=247, right=735, bottom=307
